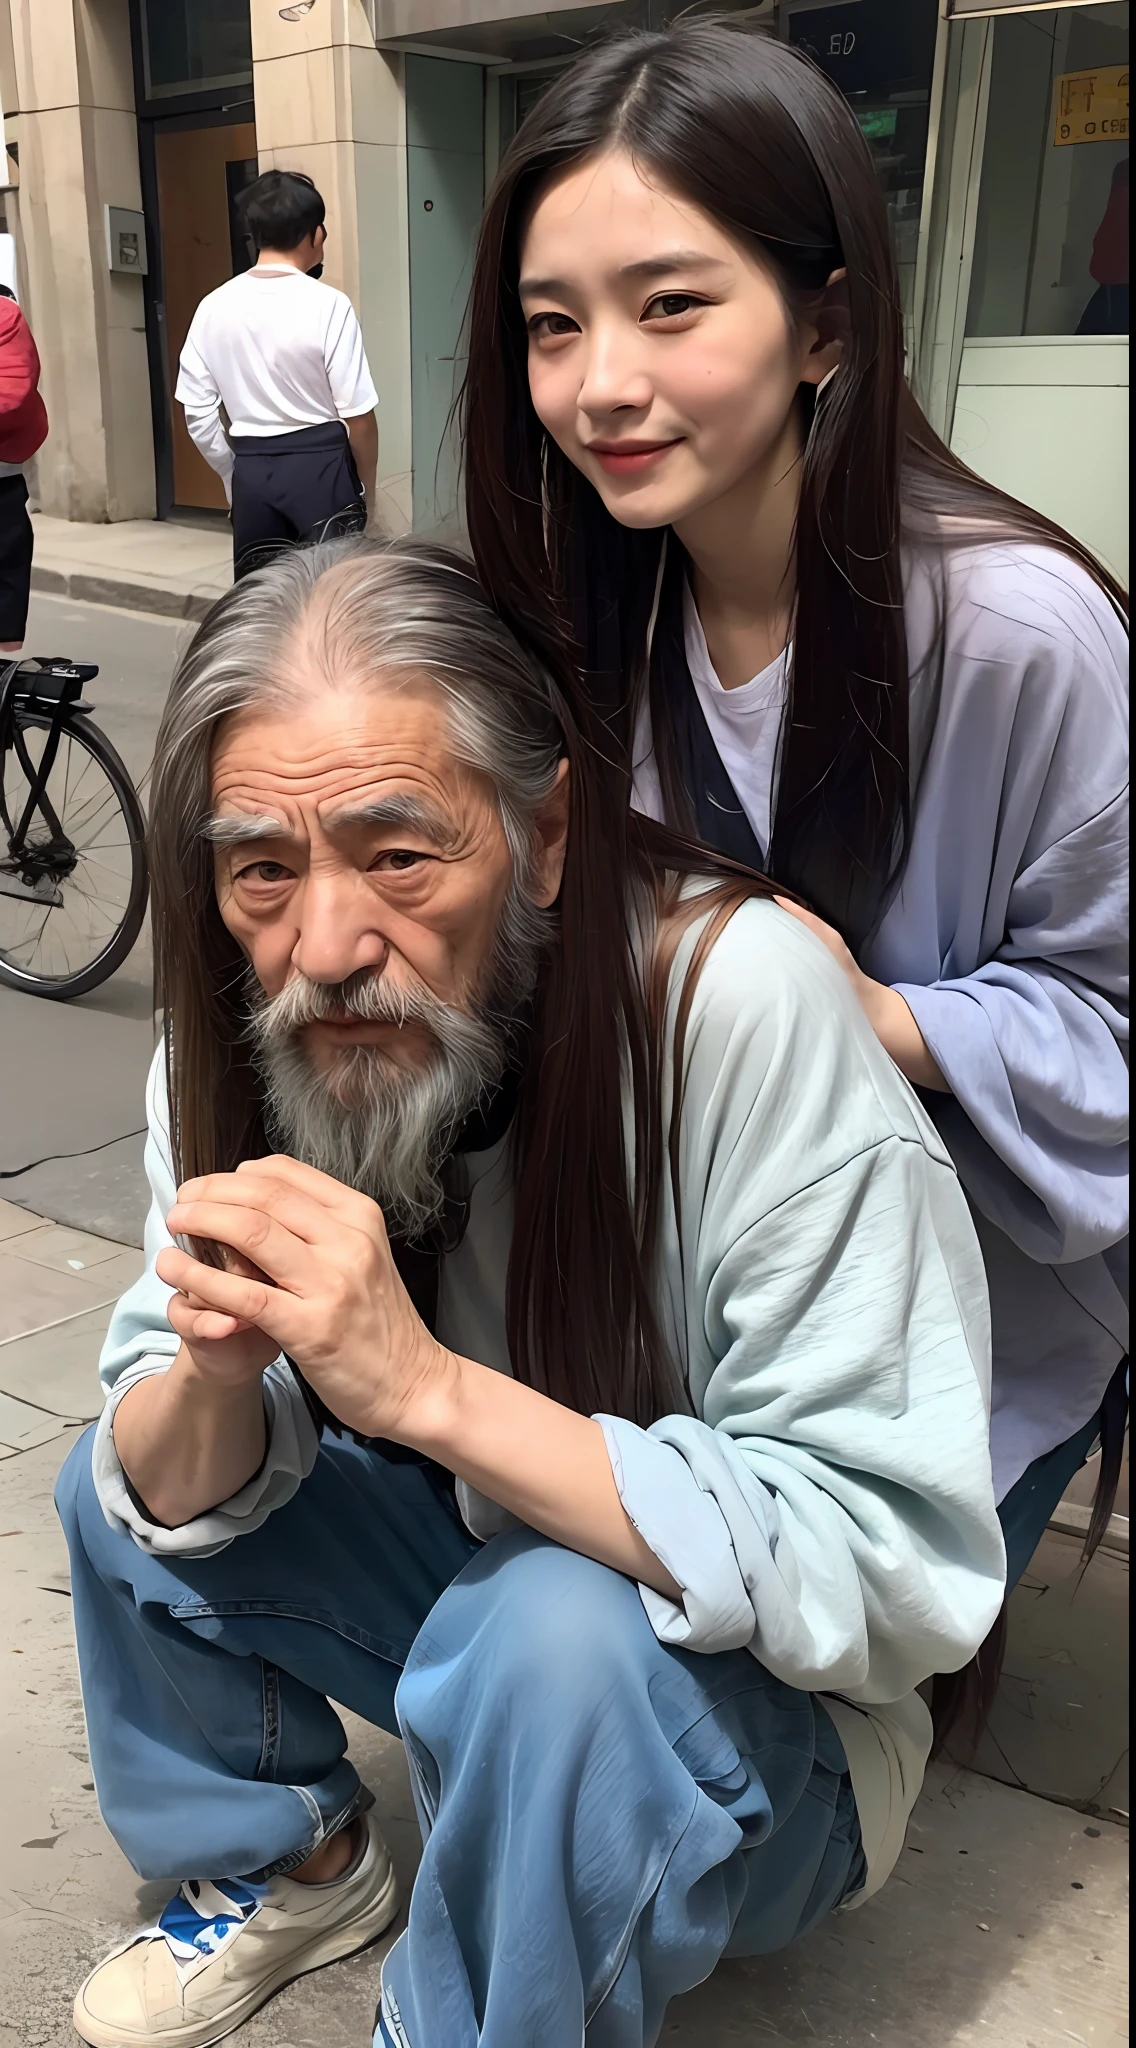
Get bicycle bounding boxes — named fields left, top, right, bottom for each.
left=0, top=654, right=148, bottom=1000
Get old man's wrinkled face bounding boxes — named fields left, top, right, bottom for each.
left=208, top=677, right=567, bottom=1235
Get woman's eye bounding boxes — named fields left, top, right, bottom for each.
left=527, top=311, right=579, bottom=339
left=642, top=293, right=704, bottom=322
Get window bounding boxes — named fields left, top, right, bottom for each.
left=140, top=0, right=253, bottom=102
left=966, top=3, right=1129, bottom=338
left=785, top=0, right=940, bottom=324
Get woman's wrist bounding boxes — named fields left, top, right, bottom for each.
left=859, top=979, right=949, bottom=1093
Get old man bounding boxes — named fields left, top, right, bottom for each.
left=57, top=539, right=1004, bottom=2048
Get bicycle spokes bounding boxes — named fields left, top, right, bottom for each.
left=0, top=712, right=147, bottom=995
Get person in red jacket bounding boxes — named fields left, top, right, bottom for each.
left=0, top=289, right=49, bottom=652
left=1076, top=157, right=1129, bottom=336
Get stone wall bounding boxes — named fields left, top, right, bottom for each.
left=4, top=0, right=155, bottom=522
left=1, top=0, right=414, bottom=529
left=251, top=0, right=413, bottom=533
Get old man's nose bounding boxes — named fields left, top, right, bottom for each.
left=290, top=879, right=389, bottom=986
left=293, top=929, right=389, bottom=987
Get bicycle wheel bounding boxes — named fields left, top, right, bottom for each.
left=0, top=708, right=148, bottom=999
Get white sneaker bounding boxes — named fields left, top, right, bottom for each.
left=73, top=1814, right=399, bottom=2047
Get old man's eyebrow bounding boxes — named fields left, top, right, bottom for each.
left=201, top=813, right=287, bottom=846
left=322, top=793, right=457, bottom=846
left=200, top=795, right=457, bottom=849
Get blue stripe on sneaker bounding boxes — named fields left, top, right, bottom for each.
left=157, top=1880, right=259, bottom=1956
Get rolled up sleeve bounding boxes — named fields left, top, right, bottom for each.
left=94, top=1047, right=318, bottom=1554
left=598, top=1139, right=1005, bottom=1702
left=881, top=549, right=1129, bottom=1268
left=897, top=789, right=1128, bottom=1265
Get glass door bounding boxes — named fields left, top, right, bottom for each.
left=153, top=121, right=258, bottom=513
left=784, top=0, right=941, bottom=346
left=129, top=0, right=256, bottom=517
left=965, top=4, right=1128, bottom=342
left=919, top=1, right=1128, bottom=582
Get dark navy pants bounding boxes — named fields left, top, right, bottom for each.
left=229, top=420, right=365, bottom=578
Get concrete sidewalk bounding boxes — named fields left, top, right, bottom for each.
left=0, top=1197, right=1129, bottom=2047
left=30, top=514, right=232, bottom=623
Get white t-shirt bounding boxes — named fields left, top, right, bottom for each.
left=175, top=267, right=378, bottom=486
left=632, top=583, right=789, bottom=860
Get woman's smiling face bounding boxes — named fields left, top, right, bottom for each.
left=519, top=148, right=837, bottom=532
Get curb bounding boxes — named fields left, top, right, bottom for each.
left=32, top=563, right=224, bottom=623
left=1049, top=1500, right=1130, bottom=1558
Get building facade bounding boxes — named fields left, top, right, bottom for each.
left=0, top=0, right=1128, bottom=581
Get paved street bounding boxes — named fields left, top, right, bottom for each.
left=0, top=593, right=1128, bottom=2046
left=0, top=592, right=187, bottom=1244
left=0, top=1246, right=1127, bottom=2048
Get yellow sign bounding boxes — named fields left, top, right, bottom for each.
left=1054, top=65, right=1128, bottom=147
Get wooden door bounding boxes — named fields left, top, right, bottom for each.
left=154, top=121, right=258, bottom=511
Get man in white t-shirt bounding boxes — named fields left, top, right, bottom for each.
left=176, top=171, right=379, bottom=577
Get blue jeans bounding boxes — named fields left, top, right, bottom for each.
left=57, top=1431, right=864, bottom=2048
left=998, top=1404, right=1106, bottom=1591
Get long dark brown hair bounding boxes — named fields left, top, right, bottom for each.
left=460, top=14, right=1128, bottom=1746
left=149, top=536, right=775, bottom=1430
left=462, top=16, right=1127, bottom=939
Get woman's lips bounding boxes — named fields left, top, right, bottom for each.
left=587, top=439, right=682, bottom=476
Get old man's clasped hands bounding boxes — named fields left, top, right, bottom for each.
left=159, top=1156, right=455, bottom=1448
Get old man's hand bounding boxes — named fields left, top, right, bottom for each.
left=157, top=1157, right=455, bottom=1442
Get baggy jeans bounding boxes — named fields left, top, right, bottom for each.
left=56, top=1429, right=865, bottom=2048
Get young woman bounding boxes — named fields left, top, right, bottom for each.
left=462, top=19, right=1129, bottom=1640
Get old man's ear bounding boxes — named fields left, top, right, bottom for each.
left=528, top=758, right=570, bottom=908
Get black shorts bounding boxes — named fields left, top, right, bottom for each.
left=229, top=421, right=366, bottom=580
left=0, top=473, right=33, bottom=643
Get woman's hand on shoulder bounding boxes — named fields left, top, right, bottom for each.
left=775, top=899, right=950, bottom=1093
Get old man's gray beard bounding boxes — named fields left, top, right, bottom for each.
left=247, top=905, right=545, bottom=1238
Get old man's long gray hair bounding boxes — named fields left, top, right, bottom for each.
left=149, top=537, right=566, bottom=1231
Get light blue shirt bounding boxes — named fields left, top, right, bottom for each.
left=92, top=900, right=1007, bottom=1902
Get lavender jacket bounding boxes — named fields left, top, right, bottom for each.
left=635, top=540, right=1129, bottom=1497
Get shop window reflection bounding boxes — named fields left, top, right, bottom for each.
left=140, top=0, right=253, bottom=102
left=785, top=0, right=940, bottom=330
left=967, top=3, right=1128, bottom=340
